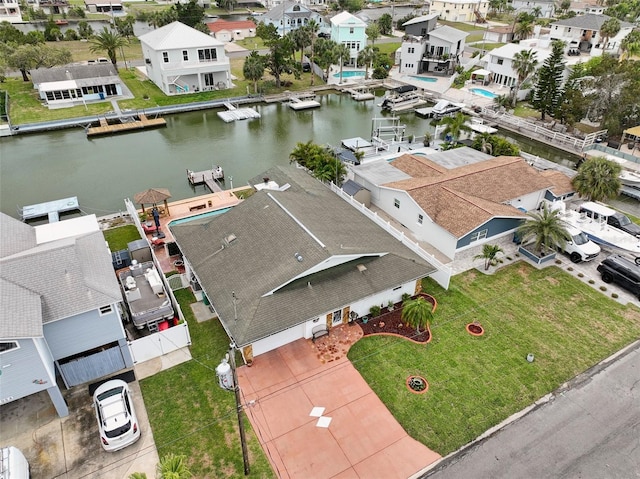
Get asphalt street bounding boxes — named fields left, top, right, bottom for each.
left=422, top=342, right=640, bottom=479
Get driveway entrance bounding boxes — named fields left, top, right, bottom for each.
left=238, top=333, right=441, bottom=479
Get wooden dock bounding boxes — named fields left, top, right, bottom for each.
left=87, top=114, right=166, bottom=137
left=187, top=168, right=224, bottom=193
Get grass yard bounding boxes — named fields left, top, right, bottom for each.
left=139, top=288, right=276, bottom=479
left=437, top=20, right=487, bottom=33
left=50, top=39, right=144, bottom=63
left=102, top=224, right=140, bottom=251
left=348, top=262, right=640, bottom=456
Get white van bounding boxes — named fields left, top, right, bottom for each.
left=562, top=225, right=601, bottom=263
left=0, top=446, right=29, bottom=479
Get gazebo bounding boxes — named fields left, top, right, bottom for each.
left=133, top=188, right=172, bottom=215
left=621, top=126, right=640, bottom=151
left=471, top=69, right=492, bottom=85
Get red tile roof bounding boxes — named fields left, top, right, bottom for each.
left=207, top=20, right=256, bottom=33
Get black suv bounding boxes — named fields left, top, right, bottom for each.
left=597, top=255, right=640, bottom=299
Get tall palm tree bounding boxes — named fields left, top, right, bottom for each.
left=514, top=20, right=533, bottom=41
left=516, top=203, right=571, bottom=256
left=531, top=6, right=542, bottom=18
left=438, top=112, right=471, bottom=145
left=477, top=131, right=494, bottom=154
left=306, top=19, right=319, bottom=86
left=473, top=244, right=504, bottom=270
left=157, top=453, right=192, bottom=479
left=401, top=297, right=434, bottom=334
left=571, top=156, right=622, bottom=202
left=599, top=18, right=620, bottom=51
left=289, top=140, right=325, bottom=169
left=511, top=48, right=538, bottom=107
left=243, top=51, right=264, bottom=94
left=357, top=45, right=376, bottom=80
left=335, top=43, right=350, bottom=84
left=89, top=27, right=128, bottom=66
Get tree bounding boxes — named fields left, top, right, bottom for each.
left=514, top=20, right=533, bottom=41
left=217, top=0, right=236, bottom=11
left=620, top=29, right=640, bottom=60
left=531, top=5, right=542, bottom=17
left=473, top=244, right=504, bottom=270
left=365, top=23, right=380, bottom=46
left=516, top=203, right=572, bottom=256
left=314, top=38, right=339, bottom=81
left=264, top=35, right=297, bottom=88
left=256, top=22, right=278, bottom=42
left=475, top=132, right=494, bottom=154
left=438, top=112, right=471, bottom=145
left=175, top=0, right=205, bottom=27
left=401, top=297, right=433, bottom=334
left=377, top=13, right=392, bottom=35
left=89, top=28, right=128, bottom=66
left=532, top=40, right=565, bottom=120
left=306, top=20, right=319, bottom=86
left=157, top=453, right=192, bottom=479
left=78, top=21, right=94, bottom=40
left=571, top=157, right=622, bottom=202
left=243, top=51, right=265, bottom=94
left=358, top=45, right=376, bottom=79
left=289, top=28, right=311, bottom=71
left=289, top=141, right=346, bottom=184
left=7, top=43, right=72, bottom=81
left=128, top=474, right=147, bottom=479
left=335, top=42, right=350, bottom=84
left=511, top=48, right=538, bottom=107
left=114, top=15, right=135, bottom=38
left=599, top=18, right=620, bottom=51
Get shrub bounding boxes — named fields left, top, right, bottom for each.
left=588, top=279, right=595, bottom=284
left=369, top=305, right=382, bottom=317
left=567, top=267, right=573, bottom=271
left=578, top=273, right=584, bottom=278
left=600, top=286, right=607, bottom=291
left=612, top=293, right=619, bottom=299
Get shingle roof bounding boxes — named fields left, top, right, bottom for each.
left=0, top=215, right=122, bottom=337
left=171, top=166, right=437, bottom=347
left=30, top=64, right=118, bottom=85
left=139, top=21, right=223, bottom=50
left=0, top=213, right=37, bottom=258
left=540, top=170, right=574, bottom=195
left=0, top=279, right=43, bottom=338
left=261, top=1, right=313, bottom=21
left=385, top=156, right=553, bottom=237
left=428, top=25, right=469, bottom=42
left=551, top=13, right=633, bottom=29
left=331, top=11, right=366, bottom=26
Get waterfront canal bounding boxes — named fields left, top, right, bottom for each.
left=0, top=93, right=579, bottom=218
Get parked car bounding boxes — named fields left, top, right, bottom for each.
left=93, top=379, right=141, bottom=452
left=606, top=212, right=640, bottom=237
left=0, top=446, right=29, bottom=479
left=597, top=255, right=640, bottom=299
left=561, top=226, right=601, bottom=263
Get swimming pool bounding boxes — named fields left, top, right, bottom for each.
left=469, top=88, right=498, bottom=99
left=333, top=71, right=366, bottom=78
left=408, top=75, right=437, bottom=83
left=168, top=207, right=231, bottom=226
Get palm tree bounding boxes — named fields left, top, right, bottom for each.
left=473, top=244, right=504, bottom=270
left=365, top=23, right=380, bottom=46
left=531, top=6, right=542, bottom=18
left=599, top=18, right=620, bottom=52
left=157, top=453, right=192, bottom=479
left=571, top=156, right=622, bottom=202
left=477, top=131, right=494, bottom=154
left=129, top=474, right=147, bottom=479
left=243, top=51, right=264, bottom=94
left=438, top=112, right=471, bottom=145
left=357, top=45, right=376, bottom=80
left=89, top=27, right=128, bottom=66
left=335, top=43, right=350, bottom=84
left=511, top=48, right=538, bottom=107
left=306, top=19, right=319, bottom=86
left=514, top=20, right=533, bottom=41
left=401, top=297, right=434, bottom=334
left=516, top=203, right=571, bottom=256
left=620, top=30, right=640, bottom=60
left=289, top=140, right=325, bottom=169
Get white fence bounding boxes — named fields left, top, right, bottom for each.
left=128, top=322, right=191, bottom=364
left=330, top=184, right=452, bottom=289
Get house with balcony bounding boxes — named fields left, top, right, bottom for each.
left=0, top=213, right=133, bottom=418
left=399, top=17, right=468, bottom=76
left=509, top=0, right=555, bottom=18
left=34, top=0, right=70, bottom=15
left=429, top=0, right=489, bottom=23
left=259, top=1, right=326, bottom=36
left=330, top=11, right=366, bottom=67
left=84, top=0, right=123, bottom=13
left=0, top=0, right=22, bottom=23
left=481, top=41, right=551, bottom=92
left=206, top=19, right=256, bottom=42
left=549, top=13, right=634, bottom=55
left=169, top=166, right=439, bottom=362
left=139, top=21, right=231, bottom=95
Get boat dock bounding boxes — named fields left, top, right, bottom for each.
left=289, top=96, right=321, bottom=110
left=87, top=114, right=166, bottom=137
left=187, top=168, right=224, bottom=193
left=217, top=102, right=261, bottom=123
left=19, top=196, right=80, bottom=222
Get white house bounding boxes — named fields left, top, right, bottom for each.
left=0, top=0, right=22, bottom=23
left=549, top=13, right=635, bottom=55
left=330, top=11, right=367, bottom=67
left=481, top=42, right=551, bottom=90
left=259, top=1, right=326, bottom=36
left=139, top=21, right=231, bottom=95
left=33, top=0, right=70, bottom=15
left=206, top=19, right=256, bottom=42
left=509, top=0, right=556, bottom=18
left=429, top=0, right=489, bottom=22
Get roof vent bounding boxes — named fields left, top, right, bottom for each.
left=295, top=253, right=303, bottom=262
left=225, top=234, right=237, bottom=244
left=357, top=264, right=367, bottom=272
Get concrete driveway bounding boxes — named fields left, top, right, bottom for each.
left=238, top=333, right=441, bottom=479
left=0, top=377, right=158, bottom=479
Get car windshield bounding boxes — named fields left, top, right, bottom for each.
left=572, top=233, right=589, bottom=245
left=618, top=215, right=631, bottom=226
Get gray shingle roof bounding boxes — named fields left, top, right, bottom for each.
left=0, top=279, right=43, bottom=338
left=172, top=166, right=437, bottom=347
left=428, top=25, right=469, bottom=43
left=551, top=13, right=633, bottom=30
left=1, top=214, right=122, bottom=337
left=30, top=64, right=118, bottom=85
left=0, top=213, right=37, bottom=258
left=261, top=1, right=313, bottom=21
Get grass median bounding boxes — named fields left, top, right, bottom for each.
left=348, top=261, right=640, bottom=455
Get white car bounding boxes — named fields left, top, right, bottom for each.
left=93, top=379, right=141, bottom=452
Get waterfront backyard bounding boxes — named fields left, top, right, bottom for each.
left=140, top=261, right=640, bottom=476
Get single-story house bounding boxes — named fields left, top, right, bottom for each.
left=139, top=21, right=231, bottom=95
left=207, top=19, right=256, bottom=42
left=84, top=0, right=123, bottom=13
left=0, top=213, right=133, bottom=417
left=30, top=64, right=123, bottom=108
left=169, top=166, right=438, bottom=362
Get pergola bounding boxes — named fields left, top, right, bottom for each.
left=133, top=188, right=171, bottom=215
left=621, top=126, right=640, bottom=149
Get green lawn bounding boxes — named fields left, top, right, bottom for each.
left=103, top=224, right=140, bottom=251
left=437, top=20, right=487, bottom=33
left=140, top=288, right=276, bottom=479
left=348, top=262, right=640, bottom=456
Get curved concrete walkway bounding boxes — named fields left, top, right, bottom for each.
left=238, top=334, right=441, bottom=479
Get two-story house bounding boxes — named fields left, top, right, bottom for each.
left=33, top=0, right=70, bottom=15
left=0, top=213, right=133, bottom=418
left=259, top=1, right=326, bottom=37
left=429, top=0, right=489, bottom=23
left=139, top=21, right=231, bottom=95
left=400, top=16, right=468, bottom=76
left=549, top=13, right=634, bottom=55
left=481, top=41, right=551, bottom=91
left=330, top=11, right=367, bottom=67
left=509, top=0, right=556, bottom=18
left=0, top=0, right=22, bottom=23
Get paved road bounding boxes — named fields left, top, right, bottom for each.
left=421, top=342, right=640, bottom=479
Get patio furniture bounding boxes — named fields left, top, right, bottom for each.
left=312, top=324, right=329, bottom=342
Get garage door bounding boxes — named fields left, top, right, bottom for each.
left=252, top=324, right=305, bottom=357
left=58, top=346, right=125, bottom=387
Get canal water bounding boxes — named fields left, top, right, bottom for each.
left=0, top=93, right=578, bottom=218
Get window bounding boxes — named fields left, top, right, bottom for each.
left=497, top=58, right=503, bottom=65
left=394, top=198, right=400, bottom=209
left=418, top=214, right=424, bottom=224
left=350, top=27, right=354, bottom=34
left=408, top=47, right=415, bottom=53
left=198, top=48, right=217, bottom=62
left=182, top=50, right=188, bottom=61
left=0, top=342, right=19, bottom=354
left=99, top=305, right=113, bottom=316
left=204, top=73, right=215, bottom=86
left=162, top=51, right=169, bottom=63
left=470, top=229, right=488, bottom=242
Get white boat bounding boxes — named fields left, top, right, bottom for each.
left=620, top=169, right=640, bottom=187
left=379, top=86, right=426, bottom=112
left=546, top=200, right=640, bottom=255
left=415, top=100, right=464, bottom=119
